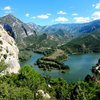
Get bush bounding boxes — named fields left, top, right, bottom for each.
left=0, top=60, right=7, bottom=72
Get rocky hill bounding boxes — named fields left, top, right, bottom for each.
left=0, top=14, right=36, bottom=49
left=0, top=24, right=20, bottom=74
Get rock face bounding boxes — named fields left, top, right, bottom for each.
left=92, top=59, right=100, bottom=74
left=0, top=14, right=36, bottom=38
left=0, top=25, right=20, bottom=74
left=36, top=90, right=51, bottom=99
left=0, top=14, right=36, bottom=49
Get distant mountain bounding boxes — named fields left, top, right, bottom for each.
left=0, top=14, right=36, bottom=48
left=0, top=14, right=100, bottom=52
left=40, top=20, right=100, bottom=40
left=60, top=29, right=100, bottom=53
left=27, top=23, right=42, bottom=32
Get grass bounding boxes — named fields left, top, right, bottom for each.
left=45, top=49, right=67, bottom=60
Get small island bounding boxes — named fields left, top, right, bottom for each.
left=36, top=49, right=69, bottom=72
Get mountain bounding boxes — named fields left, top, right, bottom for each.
left=25, top=19, right=100, bottom=56
left=0, top=24, right=20, bottom=74
left=0, top=14, right=100, bottom=57
left=60, top=29, right=100, bottom=54
left=27, top=23, right=42, bottom=32
left=39, top=20, right=100, bottom=40
left=0, top=14, right=36, bottom=48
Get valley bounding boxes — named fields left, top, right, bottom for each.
left=21, top=52, right=100, bottom=83
left=0, top=14, right=100, bottom=100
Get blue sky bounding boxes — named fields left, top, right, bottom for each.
left=0, top=0, right=100, bottom=25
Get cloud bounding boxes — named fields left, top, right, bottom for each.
left=92, top=2, right=100, bottom=9
left=72, top=13, right=78, bottom=16
left=57, top=11, right=67, bottom=15
left=92, top=4, right=95, bottom=7
left=55, top=17, right=68, bottom=23
left=3, top=6, right=12, bottom=13
left=4, top=6, right=11, bottom=11
left=74, top=17, right=90, bottom=23
left=25, top=13, right=30, bottom=17
left=46, top=13, right=51, bottom=16
left=37, top=15, right=49, bottom=19
left=31, top=16, right=36, bottom=19
left=35, top=13, right=51, bottom=19
left=92, top=11, right=100, bottom=20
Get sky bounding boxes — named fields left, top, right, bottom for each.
left=0, top=0, right=100, bottom=25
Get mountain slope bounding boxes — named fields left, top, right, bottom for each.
left=0, top=14, right=36, bottom=48
left=60, top=29, right=100, bottom=53
left=40, top=20, right=100, bottom=40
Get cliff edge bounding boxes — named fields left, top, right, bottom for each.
left=0, top=25, right=20, bottom=74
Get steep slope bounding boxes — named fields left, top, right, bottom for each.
left=23, top=33, right=60, bottom=50
left=60, top=29, right=100, bottom=53
left=0, top=25, right=20, bottom=74
left=0, top=14, right=36, bottom=48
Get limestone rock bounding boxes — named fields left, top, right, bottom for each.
left=0, top=25, right=20, bottom=74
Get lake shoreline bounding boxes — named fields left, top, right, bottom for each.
left=20, top=52, right=100, bottom=83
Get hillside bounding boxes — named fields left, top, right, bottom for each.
left=0, top=14, right=100, bottom=61
left=60, top=29, right=100, bottom=54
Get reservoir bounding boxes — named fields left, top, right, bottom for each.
left=21, top=53, right=100, bottom=83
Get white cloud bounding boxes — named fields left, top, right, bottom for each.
left=36, top=13, right=51, bottom=19
left=57, top=11, right=67, bottom=15
left=92, top=11, right=100, bottom=20
left=74, top=17, right=90, bottom=23
left=37, top=15, right=49, bottom=19
left=25, top=13, right=30, bottom=17
left=3, top=6, right=12, bottom=14
left=92, top=2, right=100, bottom=9
left=4, top=6, right=11, bottom=11
left=72, top=13, right=78, bottom=16
left=46, top=13, right=51, bottom=16
left=55, top=17, right=68, bottom=23
left=92, top=4, right=95, bottom=7
left=31, top=16, right=36, bottom=19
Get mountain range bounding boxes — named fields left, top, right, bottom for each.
left=0, top=14, right=100, bottom=53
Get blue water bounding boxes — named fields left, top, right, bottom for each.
left=21, top=53, right=100, bottom=83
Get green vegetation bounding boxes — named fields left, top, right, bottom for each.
left=23, top=34, right=59, bottom=50
left=45, top=49, right=68, bottom=61
left=36, top=49, right=69, bottom=72
left=34, top=48, right=55, bottom=56
left=36, top=57, right=69, bottom=71
left=18, top=33, right=60, bottom=62
left=0, top=60, right=8, bottom=72
left=0, top=65, right=100, bottom=100
left=19, top=49, right=33, bottom=62
left=60, top=30, right=100, bottom=54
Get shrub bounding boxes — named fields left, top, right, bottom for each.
left=0, top=60, right=7, bottom=72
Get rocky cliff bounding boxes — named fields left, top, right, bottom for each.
left=0, top=25, right=20, bottom=74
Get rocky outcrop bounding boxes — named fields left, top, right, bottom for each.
left=0, top=25, right=20, bottom=74
left=92, top=59, right=100, bottom=74
left=36, top=90, right=51, bottom=99
left=0, top=14, right=36, bottom=49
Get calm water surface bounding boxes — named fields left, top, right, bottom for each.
left=21, top=53, right=100, bottom=83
